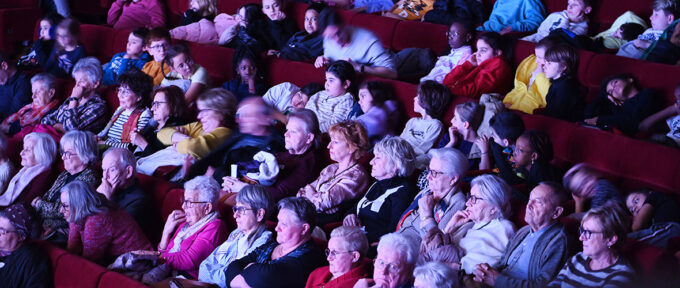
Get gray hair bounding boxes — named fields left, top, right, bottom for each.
left=287, top=108, right=321, bottom=150
left=23, top=132, right=57, bottom=167
left=277, top=197, right=316, bottom=228
left=60, top=130, right=98, bottom=165
left=61, top=180, right=108, bottom=225
left=471, top=174, right=512, bottom=219
left=103, top=148, right=136, bottom=174
left=197, top=88, right=238, bottom=122
left=330, top=226, right=369, bottom=256
left=373, top=136, right=417, bottom=177
left=236, top=184, right=274, bottom=221
left=184, top=176, right=220, bottom=205
left=377, top=233, right=419, bottom=266
left=72, top=57, right=103, bottom=83
left=414, top=261, right=456, bottom=288
left=428, top=148, right=469, bottom=178
left=30, top=73, right=56, bottom=90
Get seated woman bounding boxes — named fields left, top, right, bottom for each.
left=420, top=19, right=475, bottom=84
left=0, top=132, right=56, bottom=208
left=154, top=176, right=228, bottom=279
left=584, top=74, right=660, bottom=137
left=136, top=88, right=236, bottom=181
left=546, top=202, right=635, bottom=287
left=198, top=185, right=274, bottom=287
left=413, top=261, right=457, bottom=288
left=0, top=203, right=52, bottom=287
left=306, top=226, right=371, bottom=288
left=1, top=73, right=59, bottom=137
left=269, top=3, right=325, bottom=62
left=32, top=130, right=99, bottom=246
left=442, top=32, right=513, bottom=99
left=421, top=174, right=515, bottom=278
left=222, top=47, right=267, bottom=101
left=503, top=37, right=556, bottom=114
left=563, top=163, right=623, bottom=218
left=626, top=189, right=680, bottom=249
left=397, top=148, right=469, bottom=244
left=60, top=181, right=152, bottom=264
left=305, top=60, right=356, bottom=133
left=131, top=86, right=187, bottom=158
left=541, top=43, right=585, bottom=122
left=222, top=109, right=323, bottom=202
left=506, top=130, right=558, bottom=191
left=356, top=81, right=399, bottom=144
left=97, top=69, right=153, bottom=150
left=0, top=133, right=13, bottom=194
left=225, top=197, right=325, bottom=288
left=41, top=57, right=108, bottom=134
left=160, top=44, right=209, bottom=105
left=344, top=136, right=418, bottom=244
left=297, top=120, right=370, bottom=225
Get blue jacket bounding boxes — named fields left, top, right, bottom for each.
left=0, top=71, right=31, bottom=119
left=102, top=52, right=151, bottom=85
left=478, top=0, right=545, bottom=32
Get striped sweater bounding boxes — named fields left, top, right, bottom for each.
left=304, top=90, right=354, bottom=133
left=546, top=252, right=635, bottom=288
left=98, top=107, right=152, bottom=149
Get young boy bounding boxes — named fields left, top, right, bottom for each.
left=483, top=111, right=526, bottom=181
left=101, top=28, right=151, bottom=86
left=420, top=19, right=475, bottom=83
left=399, top=80, right=451, bottom=159
left=617, top=0, right=679, bottom=59
left=141, top=27, right=172, bottom=86
left=522, top=0, right=593, bottom=43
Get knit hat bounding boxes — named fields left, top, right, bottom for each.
left=0, top=203, right=32, bottom=238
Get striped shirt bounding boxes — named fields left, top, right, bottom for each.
left=304, top=90, right=354, bottom=133
left=546, top=252, right=635, bottom=288
left=98, top=107, right=151, bottom=149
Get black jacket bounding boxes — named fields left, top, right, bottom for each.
left=543, top=75, right=585, bottom=122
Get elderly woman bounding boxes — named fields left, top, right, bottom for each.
left=0, top=203, right=52, bottom=287
left=413, top=261, right=456, bottom=288
left=32, top=130, right=98, bottom=245
left=0, top=132, right=56, bottom=207
left=563, top=163, right=623, bottom=218
left=0, top=73, right=59, bottom=136
left=344, top=136, right=418, bottom=244
left=225, top=197, right=325, bottom=288
left=131, top=85, right=186, bottom=158
left=155, top=176, right=228, bottom=279
left=199, top=185, right=274, bottom=287
left=298, top=120, right=370, bottom=225
left=546, top=202, right=635, bottom=287
left=355, top=232, right=419, bottom=288
left=421, top=174, right=515, bottom=277
left=40, top=57, right=108, bottom=133
left=0, top=132, right=14, bottom=194
left=137, top=88, right=236, bottom=181
left=306, top=226, right=371, bottom=288
left=397, top=148, right=469, bottom=243
left=61, top=180, right=152, bottom=264
left=222, top=108, right=323, bottom=202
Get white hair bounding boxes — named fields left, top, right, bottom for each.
left=428, top=148, right=469, bottom=178
left=184, top=176, right=220, bottom=205
left=377, top=233, right=419, bottom=266
left=23, top=132, right=57, bottom=167
left=72, top=57, right=103, bottom=83
left=471, top=174, right=512, bottom=219
left=60, top=130, right=98, bottom=165
left=103, top=148, right=136, bottom=173
left=413, top=261, right=456, bottom=288
left=30, top=73, right=56, bottom=90
left=373, top=136, right=417, bottom=177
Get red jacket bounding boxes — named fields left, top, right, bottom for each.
left=442, top=56, right=513, bottom=99
left=305, top=258, right=371, bottom=288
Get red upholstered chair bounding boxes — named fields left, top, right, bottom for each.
left=621, top=239, right=680, bottom=287
left=98, top=271, right=148, bottom=288
left=218, top=0, right=261, bottom=14
left=54, top=253, right=108, bottom=288
left=188, top=42, right=235, bottom=86
left=161, top=188, right=185, bottom=221
left=265, top=58, right=325, bottom=87
left=79, top=24, right=122, bottom=62
left=392, top=20, right=449, bottom=55
left=34, top=240, right=68, bottom=277
left=0, top=7, right=42, bottom=55
left=350, top=13, right=399, bottom=50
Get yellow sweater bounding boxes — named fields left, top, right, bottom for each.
left=157, top=122, right=231, bottom=159
left=142, top=60, right=171, bottom=86
left=503, top=54, right=551, bottom=114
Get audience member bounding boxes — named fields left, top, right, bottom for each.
left=107, top=0, right=166, bottom=30
left=422, top=0, right=485, bottom=26
left=0, top=132, right=56, bottom=208
left=563, top=163, right=624, bottom=218
left=180, top=0, right=218, bottom=26
left=142, top=28, right=172, bottom=86
left=0, top=52, right=31, bottom=120
left=617, top=0, right=679, bottom=59
left=219, top=3, right=270, bottom=53
left=542, top=43, right=585, bottom=122
left=40, top=18, right=85, bottom=78
left=354, top=232, right=419, bottom=288
left=478, top=0, right=546, bottom=34
left=101, top=28, right=151, bottom=86
left=261, top=0, right=298, bottom=51
left=271, top=3, right=325, bottom=62
left=639, top=82, right=680, bottom=147
left=506, top=130, right=558, bottom=191
left=399, top=80, right=451, bottom=157
left=18, top=13, right=64, bottom=69
left=420, top=19, right=475, bottom=84
left=263, top=82, right=324, bottom=114
left=503, top=37, right=557, bottom=114
left=522, top=0, right=592, bottom=43
left=356, top=81, right=399, bottom=144
left=383, top=0, right=434, bottom=21
left=439, top=101, right=489, bottom=170
left=413, top=261, right=456, bottom=288
left=482, top=111, right=525, bottom=185
left=0, top=133, right=12, bottom=194
left=306, top=60, right=356, bottom=132
left=626, top=188, right=680, bottom=249
left=305, top=226, right=371, bottom=288
left=1, top=73, right=58, bottom=137
left=222, top=47, right=267, bottom=101
left=131, top=86, right=187, bottom=157
left=161, top=44, right=209, bottom=104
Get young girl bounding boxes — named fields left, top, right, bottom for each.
left=440, top=102, right=489, bottom=170
left=522, top=0, right=592, bottom=42
left=97, top=69, right=153, bottom=150
left=101, top=28, right=151, bottom=86
left=222, top=47, right=267, bottom=101
left=161, top=44, right=209, bottom=104
left=356, top=81, right=399, bottom=144
left=219, top=4, right=270, bottom=53
left=503, top=37, right=557, bottom=114
left=41, top=18, right=86, bottom=78
left=269, top=3, right=325, bottom=62
left=541, top=43, right=585, bottom=122
left=399, top=80, right=451, bottom=156
left=261, top=0, right=298, bottom=51
left=421, top=19, right=475, bottom=83
left=181, top=0, right=218, bottom=26
left=509, top=130, right=558, bottom=191
left=19, top=13, right=64, bottom=69
left=305, top=60, right=356, bottom=133
left=626, top=189, right=680, bottom=249
left=442, top=32, right=513, bottom=99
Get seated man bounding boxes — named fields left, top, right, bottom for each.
left=354, top=232, right=418, bottom=288
left=314, top=8, right=397, bottom=79
left=472, top=181, right=576, bottom=288
left=0, top=51, right=31, bottom=120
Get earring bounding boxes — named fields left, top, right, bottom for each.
left=531, top=159, right=535, bottom=165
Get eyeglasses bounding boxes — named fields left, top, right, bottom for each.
left=373, top=258, right=402, bottom=275
left=0, top=228, right=17, bottom=236
left=151, top=101, right=167, bottom=107
left=117, top=86, right=133, bottom=96
left=427, top=169, right=445, bottom=178
left=325, top=248, right=353, bottom=258
left=579, top=226, right=604, bottom=240
left=60, top=202, right=69, bottom=210
left=469, top=194, right=485, bottom=204
left=232, top=205, right=254, bottom=215
left=61, top=150, right=78, bottom=159
left=149, top=44, right=167, bottom=51
left=446, top=31, right=460, bottom=39
left=181, top=196, right=209, bottom=208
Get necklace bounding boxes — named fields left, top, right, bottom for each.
left=319, top=162, right=358, bottom=187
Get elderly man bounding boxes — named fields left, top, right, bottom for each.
left=0, top=51, right=31, bottom=120
left=472, top=181, right=576, bottom=288
left=354, top=233, right=418, bottom=288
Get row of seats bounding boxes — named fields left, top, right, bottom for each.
left=0, top=0, right=42, bottom=55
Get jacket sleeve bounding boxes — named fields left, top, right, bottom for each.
left=148, top=1, right=167, bottom=28
left=162, top=221, right=227, bottom=271
left=107, top=0, right=124, bottom=26
left=495, top=232, right=570, bottom=288
left=308, top=169, right=368, bottom=212
left=510, top=0, right=546, bottom=32
left=9, top=77, right=31, bottom=117
left=176, top=127, right=231, bottom=159
left=449, top=62, right=499, bottom=98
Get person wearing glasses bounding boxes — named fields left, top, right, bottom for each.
left=0, top=132, right=56, bottom=208
left=472, top=182, right=576, bottom=288
left=198, top=185, right=274, bottom=287
left=130, top=86, right=187, bottom=158
left=420, top=20, right=475, bottom=84
left=305, top=226, right=371, bottom=288
left=505, top=130, right=558, bottom=192
left=355, top=232, right=419, bottom=288
left=32, top=130, right=99, bottom=246
left=546, top=201, right=635, bottom=287
left=225, top=197, right=325, bottom=288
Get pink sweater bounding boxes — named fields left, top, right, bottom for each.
left=107, top=0, right=166, bottom=30
left=159, top=219, right=228, bottom=278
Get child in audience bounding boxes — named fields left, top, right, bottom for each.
left=503, top=37, right=557, bottom=114
left=478, top=0, right=546, bottom=34
left=382, top=0, right=435, bottom=21
left=522, top=0, right=592, bottom=43
left=18, top=13, right=64, bottom=69
left=420, top=19, right=475, bottom=84
left=440, top=101, right=489, bottom=170
left=442, top=32, right=513, bottom=99
left=181, top=0, right=218, bottom=26
left=269, top=3, right=325, bottom=62
left=219, top=4, right=270, bottom=53
left=592, top=11, right=649, bottom=50
left=161, top=44, right=209, bottom=104
left=142, top=28, right=171, bottom=86
left=482, top=111, right=526, bottom=182
left=640, top=82, right=680, bottom=148
left=261, top=0, right=298, bottom=51
left=617, top=0, right=679, bottom=59
left=356, top=81, right=399, bottom=144
left=107, top=0, right=166, bottom=30
left=305, top=60, right=356, bottom=133
left=97, top=69, right=153, bottom=150
left=508, top=130, right=558, bottom=191
left=353, top=0, right=394, bottom=13
left=101, top=28, right=151, bottom=86
left=399, top=80, right=451, bottom=156
left=541, top=43, right=585, bottom=122
left=222, top=47, right=267, bottom=101
left=263, top=82, right=324, bottom=113
left=41, top=18, right=85, bottom=78
left=626, top=188, right=680, bottom=249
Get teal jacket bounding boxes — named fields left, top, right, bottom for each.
left=478, top=0, right=546, bottom=32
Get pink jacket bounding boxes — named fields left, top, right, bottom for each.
left=107, top=0, right=166, bottom=30
left=159, top=218, right=228, bottom=278
left=170, top=13, right=239, bottom=45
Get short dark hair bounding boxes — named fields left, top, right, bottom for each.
left=619, top=23, right=646, bottom=41
left=489, top=111, right=525, bottom=143
left=536, top=36, right=560, bottom=50
left=318, top=7, right=344, bottom=33
left=545, top=43, right=579, bottom=77
left=131, top=27, right=150, bottom=46
left=164, top=44, right=191, bottom=68
left=417, top=80, right=452, bottom=119
left=151, top=85, right=186, bottom=118
left=300, top=82, right=324, bottom=97
left=599, top=74, right=637, bottom=98
left=653, top=0, right=680, bottom=18
left=117, top=68, right=154, bottom=107
left=521, top=130, right=554, bottom=165
left=359, top=81, right=393, bottom=107
left=306, top=2, right=327, bottom=14
left=581, top=0, right=595, bottom=8
left=450, top=18, right=476, bottom=45
left=146, top=27, right=171, bottom=44
left=326, top=60, right=356, bottom=94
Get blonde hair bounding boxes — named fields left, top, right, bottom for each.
left=193, top=0, right=218, bottom=17
left=328, top=120, right=369, bottom=161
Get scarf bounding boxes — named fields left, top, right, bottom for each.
left=169, top=211, right=219, bottom=253
left=0, top=165, right=49, bottom=206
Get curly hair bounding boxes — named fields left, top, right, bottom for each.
left=328, top=120, right=369, bottom=161
left=521, top=130, right=554, bottom=165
